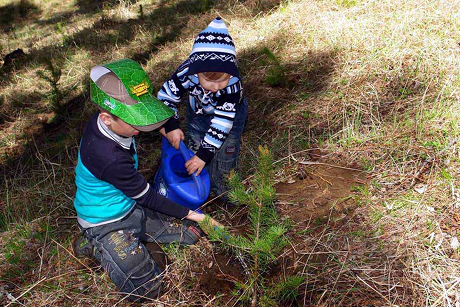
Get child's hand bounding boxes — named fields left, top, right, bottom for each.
left=185, top=211, right=224, bottom=233
left=185, top=155, right=206, bottom=176
left=166, top=129, right=184, bottom=149
left=209, top=218, right=224, bottom=228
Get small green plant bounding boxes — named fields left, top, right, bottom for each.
left=36, top=59, right=65, bottom=114
left=371, top=179, right=381, bottom=190
left=138, top=4, right=144, bottom=19
left=360, top=157, right=374, bottom=171
left=202, top=146, right=291, bottom=307
left=335, top=0, right=357, bottom=7
left=56, top=21, right=64, bottom=34
left=351, top=184, right=370, bottom=197
left=349, top=229, right=367, bottom=237
left=4, top=239, right=26, bottom=265
left=398, top=86, right=412, bottom=99
left=421, top=139, right=443, bottom=151
left=300, top=110, right=311, bottom=120
left=440, top=167, right=453, bottom=180
left=261, top=47, right=289, bottom=87
left=371, top=208, right=384, bottom=223
left=2, top=224, right=32, bottom=279
left=261, top=275, right=305, bottom=306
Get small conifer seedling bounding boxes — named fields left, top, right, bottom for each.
left=202, top=146, right=296, bottom=306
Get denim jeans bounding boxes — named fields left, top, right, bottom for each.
left=82, top=205, right=202, bottom=302
left=186, top=98, right=248, bottom=196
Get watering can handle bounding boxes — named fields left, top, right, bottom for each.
left=178, top=140, right=207, bottom=199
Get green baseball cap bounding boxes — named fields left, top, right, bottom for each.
left=90, top=59, right=174, bottom=132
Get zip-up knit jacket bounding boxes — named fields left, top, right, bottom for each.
left=74, top=112, right=189, bottom=228
left=158, top=59, right=244, bottom=164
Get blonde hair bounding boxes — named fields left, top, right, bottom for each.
left=201, top=71, right=230, bottom=81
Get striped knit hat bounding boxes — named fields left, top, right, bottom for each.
left=188, top=17, right=239, bottom=77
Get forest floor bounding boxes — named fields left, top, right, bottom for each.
left=2, top=0, right=460, bottom=306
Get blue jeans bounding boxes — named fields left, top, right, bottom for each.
left=186, top=98, right=248, bottom=196
left=82, top=205, right=202, bottom=302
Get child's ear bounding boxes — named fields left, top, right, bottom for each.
left=99, top=111, right=113, bottom=126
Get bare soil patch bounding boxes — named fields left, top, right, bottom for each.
left=276, top=161, right=366, bottom=224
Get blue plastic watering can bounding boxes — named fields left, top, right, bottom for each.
left=153, top=137, right=210, bottom=211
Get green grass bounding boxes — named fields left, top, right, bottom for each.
left=1, top=0, right=460, bottom=305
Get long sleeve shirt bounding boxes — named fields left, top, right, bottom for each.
left=74, top=112, right=189, bottom=228
left=158, top=59, right=244, bottom=163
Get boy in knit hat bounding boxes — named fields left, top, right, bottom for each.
left=158, top=17, right=247, bottom=199
left=73, top=59, right=221, bottom=302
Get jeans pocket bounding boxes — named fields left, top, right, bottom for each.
left=216, top=137, right=240, bottom=168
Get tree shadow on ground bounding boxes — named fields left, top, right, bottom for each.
left=284, top=206, right=411, bottom=305
left=0, top=88, right=87, bottom=185
left=237, top=40, right=339, bottom=134
left=0, top=0, right=219, bottom=84
left=35, top=0, right=120, bottom=27
left=0, top=0, right=289, bottom=223
left=1, top=0, right=287, bottom=81
left=0, top=0, right=289, bottom=142
left=0, top=0, right=40, bottom=33
left=0, top=0, right=222, bottom=229
left=74, top=0, right=138, bottom=13
left=232, top=0, right=283, bottom=17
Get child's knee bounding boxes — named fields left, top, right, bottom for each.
left=98, top=239, right=164, bottom=302
left=184, top=223, right=204, bottom=244
left=122, top=258, right=163, bottom=302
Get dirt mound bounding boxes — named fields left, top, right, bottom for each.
left=276, top=162, right=366, bottom=224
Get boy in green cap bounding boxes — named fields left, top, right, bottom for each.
left=73, top=59, right=221, bottom=302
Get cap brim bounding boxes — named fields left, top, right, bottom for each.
left=118, top=95, right=174, bottom=126
left=133, top=118, right=169, bottom=132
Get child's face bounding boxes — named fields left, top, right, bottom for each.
left=111, top=118, right=140, bottom=137
left=197, top=73, right=230, bottom=93
left=100, top=112, right=140, bottom=137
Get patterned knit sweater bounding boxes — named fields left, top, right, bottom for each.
left=158, top=59, right=244, bottom=163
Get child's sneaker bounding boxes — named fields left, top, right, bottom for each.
left=72, top=236, right=94, bottom=258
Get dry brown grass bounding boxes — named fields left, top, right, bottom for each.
left=1, top=0, right=460, bottom=305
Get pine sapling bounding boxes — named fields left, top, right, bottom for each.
left=201, top=146, right=289, bottom=306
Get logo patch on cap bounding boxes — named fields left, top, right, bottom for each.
left=131, top=82, right=149, bottom=97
